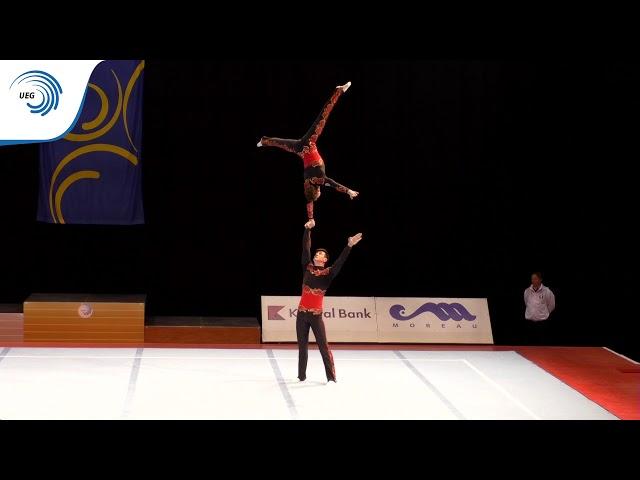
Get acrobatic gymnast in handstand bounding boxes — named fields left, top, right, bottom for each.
left=257, top=82, right=359, bottom=226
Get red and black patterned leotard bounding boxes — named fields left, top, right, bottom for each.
left=260, top=86, right=353, bottom=220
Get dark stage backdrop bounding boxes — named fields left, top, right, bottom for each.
left=0, top=61, right=636, bottom=357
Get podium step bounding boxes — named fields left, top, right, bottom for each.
left=23, top=293, right=145, bottom=343
left=145, top=317, right=260, bottom=344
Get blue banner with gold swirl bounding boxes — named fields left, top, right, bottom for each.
left=37, top=60, right=144, bottom=224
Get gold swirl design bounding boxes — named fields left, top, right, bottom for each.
left=65, top=69, right=122, bottom=142
left=54, top=171, right=101, bottom=224
left=49, top=144, right=138, bottom=222
left=81, top=84, right=109, bottom=131
left=47, top=62, right=145, bottom=223
left=123, top=60, right=145, bottom=152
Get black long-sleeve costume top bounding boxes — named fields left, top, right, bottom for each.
left=298, top=228, right=351, bottom=314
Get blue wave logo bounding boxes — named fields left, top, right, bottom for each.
left=10, top=70, right=63, bottom=116
left=389, top=302, right=477, bottom=321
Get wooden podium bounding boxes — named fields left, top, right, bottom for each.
left=23, top=294, right=145, bottom=343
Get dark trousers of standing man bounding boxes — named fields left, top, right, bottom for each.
left=296, top=310, right=336, bottom=382
left=523, top=318, right=553, bottom=345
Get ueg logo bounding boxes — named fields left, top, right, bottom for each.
left=389, top=302, right=477, bottom=321
left=0, top=60, right=102, bottom=145
left=267, top=305, right=373, bottom=320
left=10, top=70, right=63, bottom=116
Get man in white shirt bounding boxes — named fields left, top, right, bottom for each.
left=523, top=272, right=556, bottom=344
